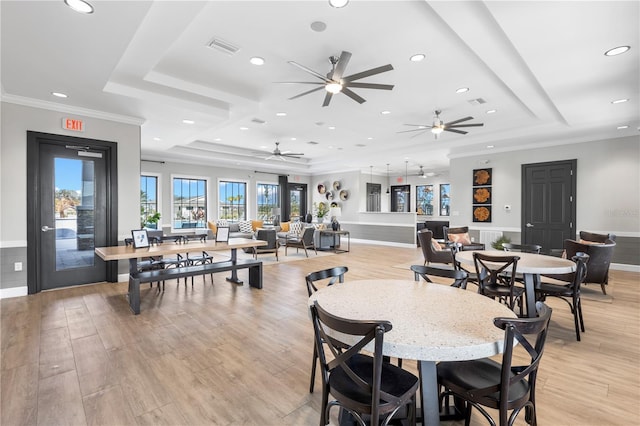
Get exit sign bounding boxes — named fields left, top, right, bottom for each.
left=62, top=118, right=84, bottom=132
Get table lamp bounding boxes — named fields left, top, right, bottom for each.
left=329, top=207, right=342, bottom=231
left=272, top=207, right=281, bottom=227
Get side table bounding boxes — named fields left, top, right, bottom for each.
left=318, top=230, right=350, bottom=253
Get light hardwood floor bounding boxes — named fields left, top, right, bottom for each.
left=2, top=243, right=639, bottom=425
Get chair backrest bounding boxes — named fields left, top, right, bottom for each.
left=305, top=266, right=348, bottom=296
left=410, top=265, right=469, bottom=289
left=502, top=243, right=542, bottom=254
left=310, top=301, right=392, bottom=425
left=564, top=239, right=615, bottom=285
left=479, top=302, right=552, bottom=413
left=302, top=226, right=315, bottom=245
left=570, top=252, right=590, bottom=294
left=256, top=229, right=277, bottom=249
left=473, top=253, right=521, bottom=308
left=443, top=226, right=469, bottom=240
left=579, top=231, right=616, bottom=243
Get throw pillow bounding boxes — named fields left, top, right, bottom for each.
left=431, top=239, right=443, bottom=252
left=280, top=222, right=290, bottom=232
left=252, top=220, right=264, bottom=231
left=448, top=232, right=471, bottom=246
left=238, top=220, right=253, bottom=233
left=290, top=221, right=303, bottom=234
left=313, top=223, right=326, bottom=230
left=207, top=221, right=217, bottom=234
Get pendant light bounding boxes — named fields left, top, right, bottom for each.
left=386, top=163, right=390, bottom=194
left=404, top=161, right=410, bottom=192
left=369, top=165, right=374, bottom=194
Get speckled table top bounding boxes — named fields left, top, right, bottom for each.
left=456, top=250, right=576, bottom=274
left=309, top=279, right=516, bottom=362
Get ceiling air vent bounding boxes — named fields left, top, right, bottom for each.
left=355, top=143, right=366, bottom=147
left=251, top=118, right=266, bottom=124
left=207, top=37, right=240, bottom=55
left=307, top=141, right=319, bottom=145
left=468, top=98, right=487, bottom=106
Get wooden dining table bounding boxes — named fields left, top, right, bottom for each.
left=455, top=250, right=576, bottom=317
left=308, top=279, right=516, bottom=426
left=95, top=237, right=266, bottom=314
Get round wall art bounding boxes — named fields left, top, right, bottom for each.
left=339, top=190, right=349, bottom=201
left=317, top=183, right=326, bottom=194
left=326, top=191, right=334, bottom=200
left=333, top=181, right=341, bottom=190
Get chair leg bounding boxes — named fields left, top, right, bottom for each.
left=309, top=344, right=318, bottom=393
left=600, top=284, right=607, bottom=295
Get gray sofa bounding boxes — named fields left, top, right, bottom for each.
left=207, top=222, right=254, bottom=239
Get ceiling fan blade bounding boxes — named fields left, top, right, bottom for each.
left=289, top=86, right=325, bottom=100
left=331, top=51, right=352, bottom=81
left=346, top=82, right=394, bottom=90
left=264, top=155, right=275, bottom=161
left=343, top=64, right=394, bottom=82
left=276, top=81, right=325, bottom=85
left=322, top=91, right=333, bottom=107
left=447, top=123, right=484, bottom=128
left=282, top=154, right=303, bottom=159
left=341, top=87, right=366, bottom=104
left=444, top=128, right=468, bottom=135
left=444, top=116, right=473, bottom=126
left=397, top=128, right=430, bottom=134
left=288, top=61, right=331, bottom=83
left=404, top=123, right=432, bottom=127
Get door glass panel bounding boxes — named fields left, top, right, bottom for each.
left=289, top=189, right=301, bottom=221
left=55, top=157, right=95, bottom=270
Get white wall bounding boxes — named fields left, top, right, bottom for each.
left=0, top=102, right=141, bottom=244
left=448, top=136, right=640, bottom=236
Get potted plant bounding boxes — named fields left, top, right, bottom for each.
left=491, top=235, right=511, bottom=250
left=313, top=202, right=328, bottom=223
left=141, top=209, right=161, bottom=229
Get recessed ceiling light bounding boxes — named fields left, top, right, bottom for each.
left=249, top=56, right=265, bottom=66
left=291, top=137, right=297, bottom=141
left=486, top=145, right=495, bottom=149
left=611, top=98, right=629, bottom=104
left=456, top=87, right=469, bottom=94
left=409, top=53, right=425, bottom=62
left=604, top=46, right=630, bottom=56
left=64, top=0, right=94, bottom=14
left=276, top=112, right=287, bottom=117
left=214, top=138, right=222, bottom=141
left=617, top=125, right=629, bottom=130
left=182, top=119, right=195, bottom=124
left=153, top=137, right=161, bottom=141
left=239, top=126, right=249, bottom=130
left=367, top=137, right=373, bottom=140
left=486, top=109, right=497, bottom=114
left=51, top=92, right=68, bottom=98
left=260, top=145, right=267, bottom=149
left=381, top=110, right=391, bottom=115
left=328, top=0, right=349, bottom=8
left=328, top=145, right=334, bottom=149
left=328, top=126, right=336, bottom=130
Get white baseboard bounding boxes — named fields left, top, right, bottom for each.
left=349, top=238, right=415, bottom=249
left=0, top=286, right=28, bottom=299
left=611, top=263, right=640, bottom=273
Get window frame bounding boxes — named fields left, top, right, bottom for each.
left=256, top=181, right=280, bottom=224
left=140, top=173, right=161, bottom=229
left=171, top=174, right=209, bottom=232
left=218, top=178, right=249, bottom=222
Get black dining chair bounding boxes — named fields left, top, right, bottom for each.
left=536, top=253, right=589, bottom=341
left=437, top=302, right=552, bottom=426
left=305, top=266, right=349, bottom=393
left=410, top=264, right=469, bottom=289
left=473, top=252, right=525, bottom=316
left=310, top=301, right=419, bottom=426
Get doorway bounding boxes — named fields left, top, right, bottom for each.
left=521, top=160, right=576, bottom=254
left=287, top=183, right=307, bottom=221
left=27, top=132, right=118, bottom=293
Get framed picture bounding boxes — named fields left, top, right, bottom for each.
left=131, top=229, right=150, bottom=248
left=472, top=187, right=492, bottom=204
left=416, top=185, right=434, bottom=215
left=473, top=206, right=492, bottom=223
left=215, top=226, right=230, bottom=242
left=473, top=168, right=492, bottom=186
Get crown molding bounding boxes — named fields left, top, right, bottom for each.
left=1, top=93, right=145, bottom=126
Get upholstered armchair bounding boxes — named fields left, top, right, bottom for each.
left=443, top=226, right=485, bottom=251
left=417, top=229, right=454, bottom=265
left=543, top=238, right=616, bottom=295
left=579, top=231, right=616, bottom=243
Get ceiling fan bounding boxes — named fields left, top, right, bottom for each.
left=415, top=166, right=439, bottom=178
left=281, top=51, right=394, bottom=107
left=399, top=110, right=484, bottom=139
left=254, top=142, right=304, bottom=161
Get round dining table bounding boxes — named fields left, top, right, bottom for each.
left=455, top=250, right=576, bottom=318
left=308, top=279, right=516, bottom=426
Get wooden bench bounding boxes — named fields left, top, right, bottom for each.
left=128, top=258, right=263, bottom=314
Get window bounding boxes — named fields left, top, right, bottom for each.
left=140, top=175, right=159, bottom=229
left=257, top=183, right=279, bottom=222
left=173, top=177, right=207, bottom=229
left=416, top=185, right=434, bottom=215
left=440, top=184, right=450, bottom=216
left=219, top=180, right=246, bottom=221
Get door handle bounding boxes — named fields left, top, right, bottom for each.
left=526, top=223, right=534, bottom=228
left=41, top=225, right=56, bottom=232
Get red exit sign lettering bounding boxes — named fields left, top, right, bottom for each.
left=62, top=118, right=84, bottom=132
